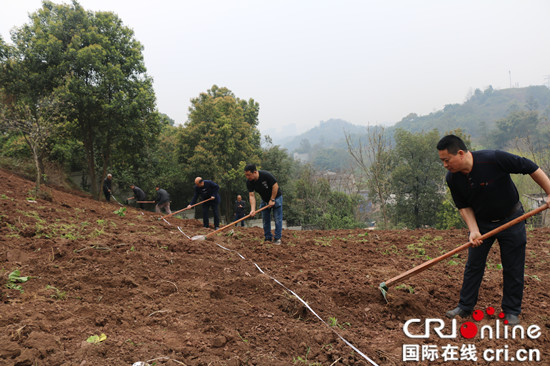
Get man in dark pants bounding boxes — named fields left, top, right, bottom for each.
left=437, top=135, right=550, bottom=325
left=154, top=186, right=171, bottom=214
left=188, top=177, right=220, bottom=230
left=128, top=184, right=146, bottom=209
left=244, top=164, right=283, bottom=244
left=234, top=195, right=246, bottom=227
left=103, top=174, right=112, bottom=202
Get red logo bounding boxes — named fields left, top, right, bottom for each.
left=460, top=321, right=477, bottom=339
left=460, top=306, right=507, bottom=338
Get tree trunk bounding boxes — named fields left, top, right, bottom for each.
left=32, top=145, right=42, bottom=193
left=22, top=133, right=43, bottom=193
left=84, top=137, right=98, bottom=199
left=222, top=191, right=234, bottom=224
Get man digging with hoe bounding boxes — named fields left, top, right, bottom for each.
left=437, top=135, right=550, bottom=325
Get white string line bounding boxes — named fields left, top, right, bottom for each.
left=220, top=244, right=379, bottom=366
left=161, top=216, right=379, bottom=366
left=177, top=226, right=191, bottom=240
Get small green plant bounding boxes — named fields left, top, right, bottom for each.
left=113, top=207, right=127, bottom=217
left=395, top=284, right=415, bottom=294
left=407, top=242, right=426, bottom=256
left=92, top=228, right=105, bottom=237
left=46, top=285, right=67, bottom=300
left=293, top=347, right=321, bottom=365
left=6, top=269, right=30, bottom=292
left=313, top=237, right=332, bottom=247
left=328, top=316, right=351, bottom=330
left=125, top=339, right=139, bottom=347
left=86, top=333, right=107, bottom=344
left=381, top=244, right=401, bottom=255
left=237, top=331, right=249, bottom=343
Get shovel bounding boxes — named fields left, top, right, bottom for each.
left=191, top=205, right=270, bottom=241
left=159, top=197, right=214, bottom=220
left=379, top=203, right=550, bottom=302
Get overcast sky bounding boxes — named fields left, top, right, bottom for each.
left=2, top=1, right=550, bottom=138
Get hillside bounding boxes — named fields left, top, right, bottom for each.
left=1, top=169, right=550, bottom=365
left=391, top=85, right=550, bottom=140
left=276, top=86, right=550, bottom=157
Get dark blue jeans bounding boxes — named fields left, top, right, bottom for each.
left=235, top=212, right=245, bottom=226
left=259, top=195, right=283, bottom=241
left=458, top=206, right=526, bottom=315
left=202, top=200, right=220, bottom=228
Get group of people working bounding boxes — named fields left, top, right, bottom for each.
left=102, top=135, right=550, bottom=324
left=102, top=164, right=284, bottom=244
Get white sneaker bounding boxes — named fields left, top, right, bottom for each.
left=274, top=239, right=282, bottom=245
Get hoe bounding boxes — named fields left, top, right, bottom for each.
left=159, top=197, right=214, bottom=220
left=379, top=203, right=550, bottom=303
left=191, top=205, right=270, bottom=241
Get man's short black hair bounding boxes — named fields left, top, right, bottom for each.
left=437, top=135, right=468, bottom=155
left=244, top=164, right=257, bottom=173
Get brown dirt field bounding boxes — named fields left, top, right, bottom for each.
left=1, top=168, right=549, bottom=366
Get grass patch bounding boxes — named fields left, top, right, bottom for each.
left=46, top=285, right=67, bottom=300
left=395, top=283, right=415, bottom=294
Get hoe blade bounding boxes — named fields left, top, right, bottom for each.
left=379, top=282, right=389, bottom=304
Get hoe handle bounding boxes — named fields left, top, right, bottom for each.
left=384, top=203, right=549, bottom=288
left=204, top=205, right=270, bottom=238
left=160, top=197, right=214, bottom=220
left=136, top=201, right=155, bottom=203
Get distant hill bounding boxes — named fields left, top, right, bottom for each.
left=389, top=85, right=550, bottom=142
left=277, top=86, right=550, bottom=154
left=277, top=118, right=368, bottom=152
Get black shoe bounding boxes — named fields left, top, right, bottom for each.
left=505, top=314, right=520, bottom=325
left=264, top=238, right=272, bottom=242
left=445, top=306, right=472, bottom=319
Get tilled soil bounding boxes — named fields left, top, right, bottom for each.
left=1, top=168, right=549, bottom=365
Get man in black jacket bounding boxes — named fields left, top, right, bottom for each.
left=154, top=186, right=171, bottom=214
left=129, top=184, right=146, bottom=209
left=437, top=135, right=550, bottom=325
left=244, top=164, right=283, bottom=244
left=103, top=174, right=112, bottom=202
left=188, top=177, right=221, bottom=229
left=234, top=195, right=246, bottom=227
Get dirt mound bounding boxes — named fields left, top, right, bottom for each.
left=1, top=168, right=549, bottom=365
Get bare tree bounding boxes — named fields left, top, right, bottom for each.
left=345, top=125, right=393, bottom=227
left=0, top=95, right=61, bottom=193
